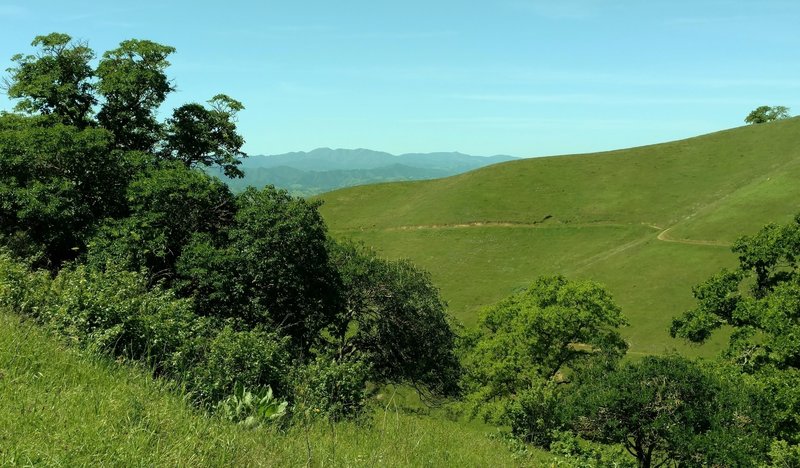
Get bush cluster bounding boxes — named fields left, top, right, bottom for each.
left=0, top=32, right=461, bottom=422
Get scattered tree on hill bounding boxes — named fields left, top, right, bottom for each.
left=461, top=276, right=628, bottom=441
left=570, top=356, right=768, bottom=468
left=745, top=105, right=791, bottom=124
left=671, top=214, right=800, bottom=454
left=328, top=240, right=462, bottom=397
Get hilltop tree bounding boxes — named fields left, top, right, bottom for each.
left=745, top=105, right=791, bottom=124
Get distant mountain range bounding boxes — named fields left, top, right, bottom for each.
left=210, top=148, right=517, bottom=196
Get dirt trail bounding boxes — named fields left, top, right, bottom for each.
left=343, top=219, right=729, bottom=272
left=656, top=227, right=731, bottom=247
left=371, top=220, right=730, bottom=247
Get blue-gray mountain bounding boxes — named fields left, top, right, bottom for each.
left=211, top=148, right=517, bottom=196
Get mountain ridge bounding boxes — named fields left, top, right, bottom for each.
left=217, top=148, right=517, bottom=195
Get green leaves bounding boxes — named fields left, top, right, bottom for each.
left=571, top=356, right=768, bottom=467
left=328, top=240, right=461, bottom=397
left=672, top=215, right=800, bottom=371
left=215, top=383, right=289, bottom=429
left=461, top=275, right=628, bottom=426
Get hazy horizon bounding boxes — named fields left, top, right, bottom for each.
left=1, top=0, right=798, bottom=157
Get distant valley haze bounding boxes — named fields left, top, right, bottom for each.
left=214, top=148, right=517, bottom=196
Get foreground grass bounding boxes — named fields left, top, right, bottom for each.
left=319, top=118, right=800, bottom=357
left=0, top=311, right=544, bottom=466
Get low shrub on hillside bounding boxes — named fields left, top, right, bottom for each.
left=181, top=324, right=292, bottom=405
left=293, top=357, right=369, bottom=421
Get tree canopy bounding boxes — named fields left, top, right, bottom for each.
left=3, top=33, right=96, bottom=128
left=671, top=214, right=800, bottom=453
left=461, top=276, right=628, bottom=424
left=745, top=105, right=791, bottom=124
left=571, top=356, right=768, bottom=468
left=671, top=215, right=800, bottom=371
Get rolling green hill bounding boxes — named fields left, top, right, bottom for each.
left=319, top=118, right=800, bottom=356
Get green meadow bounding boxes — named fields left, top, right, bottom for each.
left=320, top=117, right=800, bottom=356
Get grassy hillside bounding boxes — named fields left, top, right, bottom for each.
left=0, top=310, right=543, bottom=466
left=319, top=118, right=800, bottom=356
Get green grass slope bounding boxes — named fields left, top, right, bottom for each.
left=0, top=310, right=542, bottom=466
left=319, top=118, right=800, bottom=356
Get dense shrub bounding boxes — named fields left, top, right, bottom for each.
left=87, top=165, right=236, bottom=283
left=461, top=276, right=627, bottom=424
left=293, top=357, right=369, bottom=421
left=181, top=325, right=292, bottom=405
left=0, top=255, right=195, bottom=371
left=176, top=186, right=343, bottom=349
left=0, top=115, right=134, bottom=267
left=0, top=251, right=52, bottom=317
left=570, top=356, right=769, bottom=467
left=329, top=240, right=461, bottom=397
left=507, top=380, right=566, bottom=447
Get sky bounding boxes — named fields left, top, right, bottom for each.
left=1, top=0, right=799, bottom=157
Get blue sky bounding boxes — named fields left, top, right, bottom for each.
left=1, top=0, right=798, bottom=157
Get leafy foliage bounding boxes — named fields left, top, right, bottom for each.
left=329, top=240, right=461, bottom=397
left=570, top=356, right=768, bottom=468
left=215, top=383, right=288, bottom=429
left=461, top=276, right=627, bottom=424
left=176, top=186, right=342, bottom=348
left=96, top=39, right=176, bottom=152
left=293, top=357, right=369, bottom=421
left=88, top=165, right=236, bottom=283
left=0, top=114, right=131, bottom=266
left=507, top=380, right=567, bottom=447
left=180, top=325, right=292, bottom=405
left=671, top=215, right=800, bottom=370
left=0, top=253, right=195, bottom=372
left=162, top=95, right=247, bottom=178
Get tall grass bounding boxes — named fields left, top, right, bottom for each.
left=0, top=310, right=546, bottom=466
